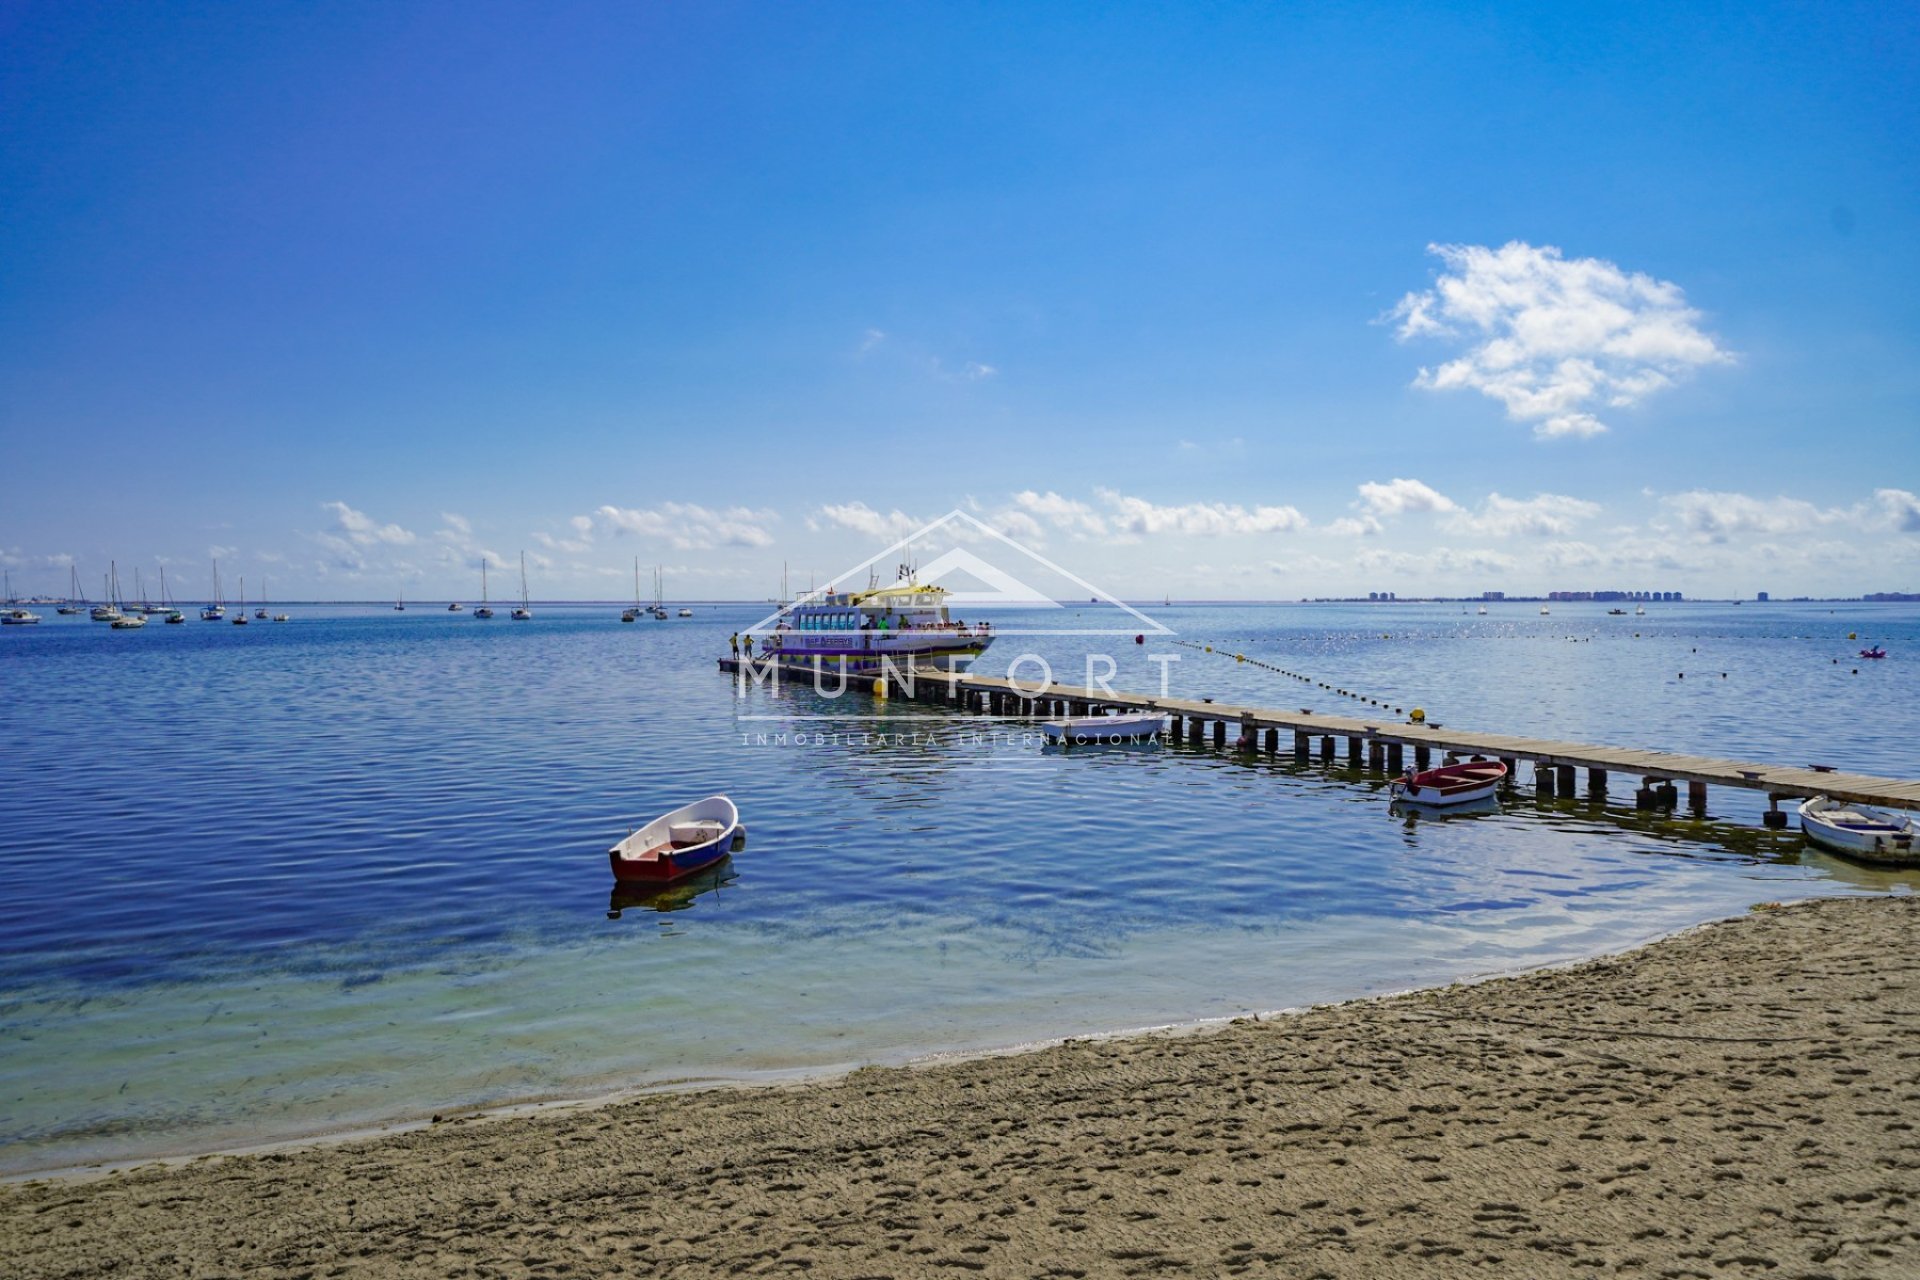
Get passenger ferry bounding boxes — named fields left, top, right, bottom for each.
left=755, top=571, right=992, bottom=675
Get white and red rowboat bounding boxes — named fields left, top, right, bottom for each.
left=609, top=795, right=746, bottom=883
left=1390, top=758, right=1509, bottom=807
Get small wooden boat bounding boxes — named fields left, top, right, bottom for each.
left=1041, top=711, right=1167, bottom=745
left=1860, top=646, right=1886, bottom=659
left=1390, top=758, right=1508, bottom=807
left=609, top=795, right=746, bottom=883
left=1798, top=796, right=1916, bottom=862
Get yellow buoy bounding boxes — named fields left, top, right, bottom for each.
left=1205, top=645, right=1212, bottom=653
left=1848, top=632, right=1857, bottom=640
left=872, top=677, right=888, bottom=698
left=1235, top=654, right=1245, bottom=662
left=1409, top=708, right=1426, bottom=723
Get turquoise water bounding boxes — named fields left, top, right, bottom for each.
left=2, top=601, right=1915, bottom=1175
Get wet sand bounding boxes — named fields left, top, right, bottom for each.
left=4, top=895, right=1916, bottom=1278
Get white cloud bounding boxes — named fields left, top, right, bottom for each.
left=1095, top=488, right=1309, bottom=537
left=1357, top=477, right=1459, bottom=517
left=809, top=501, right=923, bottom=542
left=1875, top=488, right=1920, bottom=533
left=322, top=501, right=415, bottom=547
left=1658, top=490, right=1840, bottom=542
left=1326, top=516, right=1383, bottom=538
left=962, top=361, right=997, bottom=380
left=1446, top=492, right=1602, bottom=538
left=597, top=503, right=776, bottom=550
left=1012, top=490, right=1109, bottom=537
left=1390, top=241, right=1732, bottom=438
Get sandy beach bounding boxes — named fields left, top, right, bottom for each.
left=4, top=894, right=1915, bottom=1279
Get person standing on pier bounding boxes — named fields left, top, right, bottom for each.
left=730, top=632, right=740, bottom=659
left=743, top=633, right=754, bottom=659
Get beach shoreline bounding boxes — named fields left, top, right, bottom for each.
left=2, top=905, right=1799, bottom=1187
left=4, top=893, right=1915, bottom=1277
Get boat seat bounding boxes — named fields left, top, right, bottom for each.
left=669, top=821, right=725, bottom=848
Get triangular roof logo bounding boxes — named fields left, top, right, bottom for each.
left=747, top=509, right=1173, bottom=636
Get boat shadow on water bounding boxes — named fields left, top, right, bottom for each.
left=1389, top=795, right=1502, bottom=824
left=607, top=858, right=740, bottom=918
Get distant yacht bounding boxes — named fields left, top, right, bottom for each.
left=1635, top=604, right=1646, bottom=616
left=255, top=577, right=270, bottom=620
left=474, top=558, right=494, bottom=619
left=622, top=558, right=640, bottom=622
left=1540, top=605, right=1550, bottom=615
left=232, top=577, right=249, bottom=624
left=201, top=558, right=225, bottom=621
left=2, top=571, right=39, bottom=624
left=395, top=591, right=406, bottom=611
left=58, top=565, right=84, bottom=614
left=1476, top=605, right=1487, bottom=615
left=511, top=552, right=533, bottom=620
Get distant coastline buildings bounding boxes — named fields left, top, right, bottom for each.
left=1546, top=589, right=1683, bottom=602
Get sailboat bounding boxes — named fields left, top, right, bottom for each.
left=58, top=565, right=83, bottom=613
left=395, top=590, right=406, bottom=612
left=201, top=559, right=225, bottom=620
left=135, top=567, right=162, bottom=614
left=232, top=577, right=249, bottom=624
left=650, top=567, right=668, bottom=619
left=255, top=578, right=269, bottom=620
left=511, top=552, right=533, bottom=620
left=161, top=567, right=184, bottom=622
left=91, top=569, right=122, bottom=622
left=109, top=563, right=145, bottom=628
left=1, top=570, right=40, bottom=624
left=474, top=558, right=494, bottom=618
left=1635, top=603, right=1646, bottom=616
left=622, top=558, right=640, bottom=622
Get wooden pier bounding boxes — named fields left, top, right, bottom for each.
left=722, top=656, right=1920, bottom=823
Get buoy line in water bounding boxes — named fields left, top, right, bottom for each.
left=1171, top=638, right=1420, bottom=722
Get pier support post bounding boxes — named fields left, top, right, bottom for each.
left=1319, top=735, right=1334, bottom=762
left=1211, top=720, right=1227, bottom=748
left=1237, top=715, right=1256, bottom=752
left=1499, top=758, right=1517, bottom=786
left=1556, top=765, right=1577, bottom=796
left=1688, top=780, right=1708, bottom=814
left=1348, top=736, right=1363, bottom=765
left=1169, top=715, right=1183, bottom=743
left=1414, top=745, right=1430, bottom=771
left=1368, top=741, right=1385, bottom=772
left=1263, top=727, right=1278, bottom=753
left=1588, top=768, right=1607, bottom=800
left=1294, top=729, right=1310, bottom=759
left=1636, top=779, right=1657, bottom=810
left=1763, top=796, right=1789, bottom=829
left=1386, top=743, right=1403, bottom=773
left=1658, top=783, right=1679, bottom=809
left=1536, top=763, right=1557, bottom=797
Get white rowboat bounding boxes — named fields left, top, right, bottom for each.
left=1798, top=796, right=1917, bottom=863
left=1041, top=712, right=1167, bottom=745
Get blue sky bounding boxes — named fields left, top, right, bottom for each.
left=3, top=1, right=1916, bottom=600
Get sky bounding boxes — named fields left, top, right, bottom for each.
left=2, top=0, right=1917, bottom=601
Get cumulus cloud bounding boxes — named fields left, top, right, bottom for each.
left=533, top=515, right=596, bottom=555
left=1875, top=488, right=1920, bottom=533
left=1446, top=492, right=1602, bottom=538
left=1357, top=477, right=1459, bottom=517
left=1390, top=241, right=1732, bottom=438
left=1095, top=488, right=1309, bottom=537
left=596, top=503, right=776, bottom=550
left=809, top=501, right=924, bottom=542
left=322, top=501, right=415, bottom=546
left=1659, top=490, right=1840, bottom=542
left=1012, top=490, right=1109, bottom=537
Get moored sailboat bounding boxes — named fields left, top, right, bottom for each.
left=474, top=558, right=494, bottom=618
left=511, top=552, right=532, bottom=620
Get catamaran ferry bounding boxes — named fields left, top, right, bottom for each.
left=754, top=576, right=991, bottom=675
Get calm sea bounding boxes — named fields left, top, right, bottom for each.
left=2, top=601, right=1915, bottom=1175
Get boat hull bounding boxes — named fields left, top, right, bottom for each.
left=1391, top=760, right=1509, bottom=808
left=1799, top=797, right=1918, bottom=864
left=1042, top=714, right=1167, bottom=745
left=609, top=795, right=746, bottom=884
